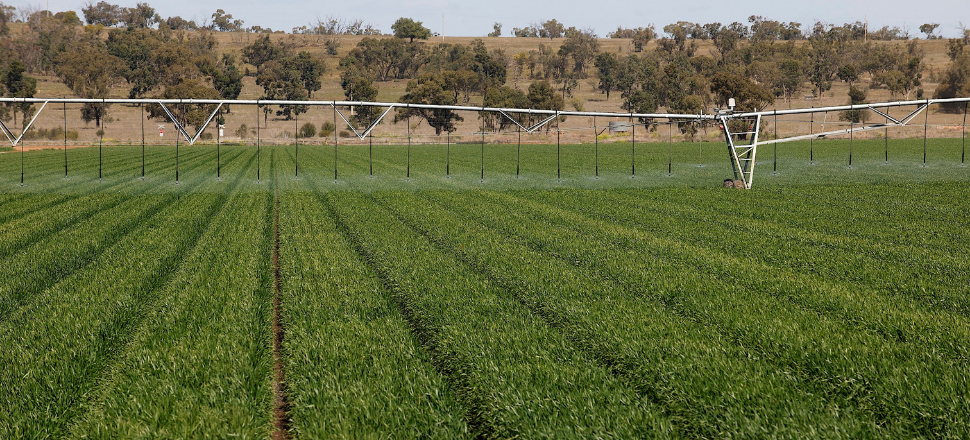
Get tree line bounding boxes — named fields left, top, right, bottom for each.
left=2, top=2, right=970, bottom=139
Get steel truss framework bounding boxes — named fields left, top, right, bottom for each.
left=1, top=97, right=969, bottom=188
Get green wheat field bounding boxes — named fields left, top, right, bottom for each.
left=1, top=137, right=969, bottom=438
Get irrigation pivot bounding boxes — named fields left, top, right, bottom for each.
left=2, top=96, right=969, bottom=188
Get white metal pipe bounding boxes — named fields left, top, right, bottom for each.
left=0, top=97, right=716, bottom=120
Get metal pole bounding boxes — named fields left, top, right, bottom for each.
left=667, top=121, right=674, bottom=177
left=446, top=130, right=450, bottom=178
left=333, top=106, right=338, bottom=182
left=962, top=102, right=968, bottom=166
left=99, top=100, right=104, bottom=181
left=407, top=116, right=411, bottom=181
left=556, top=115, right=561, bottom=182
left=140, top=103, right=145, bottom=178
left=923, top=100, right=929, bottom=167
left=175, top=123, right=179, bottom=183
left=631, top=116, right=635, bottom=178
left=698, top=119, right=703, bottom=167
left=369, top=132, right=373, bottom=177
left=257, top=103, right=261, bottom=183
left=885, top=113, right=889, bottom=164
left=20, top=137, right=24, bottom=186
left=63, top=102, right=67, bottom=177
left=809, top=108, right=814, bottom=164
left=294, top=113, right=299, bottom=178
left=216, top=105, right=221, bottom=180
left=517, top=124, right=521, bottom=178
left=849, top=118, right=854, bottom=168
left=773, top=111, right=777, bottom=174
left=594, top=116, right=598, bottom=178
left=480, top=111, right=487, bottom=181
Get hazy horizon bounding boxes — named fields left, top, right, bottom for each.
left=11, top=0, right=970, bottom=38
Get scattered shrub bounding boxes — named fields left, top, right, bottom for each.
left=570, top=97, right=585, bottom=112
left=320, top=121, right=335, bottom=138
left=299, top=122, right=317, bottom=138
left=325, top=39, right=339, bottom=56
left=22, top=127, right=80, bottom=141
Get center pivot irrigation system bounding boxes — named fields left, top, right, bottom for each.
left=2, top=97, right=969, bottom=188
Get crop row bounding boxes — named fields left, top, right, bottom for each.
left=537, top=186, right=970, bottom=315
left=728, top=187, right=965, bottom=300
left=0, top=149, right=254, bottom=437
left=402, top=188, right=968, bottom=437
left=300, top=138, right=969, bottom=436
left=302, top=142, right=968, bottom=435
left=0, top=145, right=194, bottom=190
left=276, top=186, right=469, bottom=438
left=68, top=155, right=273, bottom=437
left=366, top=190, right=869, bottom=437
left=0, top=147, right=208, bottom=224
left=510, top=188, right=970, bottom=359
left=0, top=149, right=221, bottom=261
left=320, top=184, right=673, bottom=437
left=0, top=149, right=240, bottom=323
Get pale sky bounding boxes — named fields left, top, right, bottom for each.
left=15, top=0, right=970, bottom=38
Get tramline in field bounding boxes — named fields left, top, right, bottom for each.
left=1, top=96, right=969, bottom=187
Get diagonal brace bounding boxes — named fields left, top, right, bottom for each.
left=158, top=102, right=192, bottom=141
left=900, top=104, right=928, bottom=125
left=868, top=106, right=901, bottom=125
left=0, top=118, right=12, bottom=145
left=498, top=110, right=558, bottom=133
left=158, top=102, right=224, bottom=145
left=0, top=101, right=49, bottom=146
left=332, top=104, right=395, bottom=140
left=192, top=102, right=224, bottom=144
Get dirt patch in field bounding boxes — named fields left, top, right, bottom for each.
left=271, top=189, right=291, bottom=440
left=0, top=144, right=95, bottom=152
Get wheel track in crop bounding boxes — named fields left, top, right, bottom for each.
left=0, top=149, right=245, bottom=325
left=274, top=148, right=478, bottom=438
left=271, top=154, right=292, bottom=440
left=273, top=147, right=969, bottom=435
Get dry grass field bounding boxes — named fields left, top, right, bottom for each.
left=6, top=27, right=967, bottom=150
